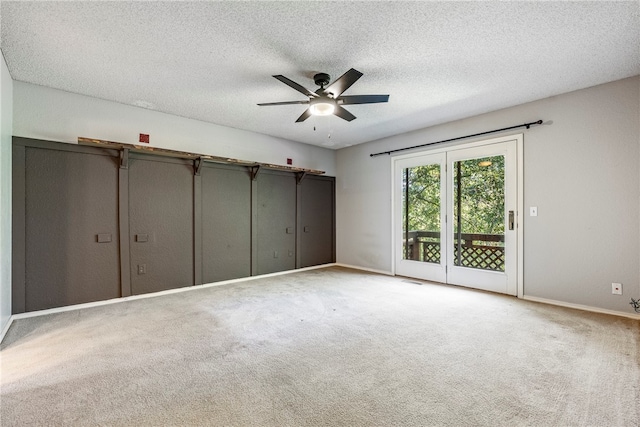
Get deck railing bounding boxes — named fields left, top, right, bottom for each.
left=404, top=230, right=505, bottom=271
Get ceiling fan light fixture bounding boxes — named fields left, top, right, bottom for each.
left=309, top=97, right=336, bottom=116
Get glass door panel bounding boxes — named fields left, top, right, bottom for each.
left=453, top=155, right=505, bottom=272
left=395, top=152, right=446, bottom=283
left=446, top=143, right=517, bottom=295
left=402, top=164, right=441, bottom=263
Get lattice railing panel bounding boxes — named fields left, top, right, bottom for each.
left=422, top=242, right=440, bottom=263
left=454, top=245, right=504, bottom=271
left=403, top=231, right=504, bottom=271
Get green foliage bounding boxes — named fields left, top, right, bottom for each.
left=402, top=155, right=504, bottom=235
left=454, top=155, right=505, bottom=235
left=402, top=164, right=440, bottom=232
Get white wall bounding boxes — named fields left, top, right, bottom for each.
left=337, top=76, right=640, bottom=315
left=0, top=52, right=14, bottom=335
left=12, top=82, right=336, bottom=176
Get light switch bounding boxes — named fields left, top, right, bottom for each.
left=530, top=207, right=538, bottom=217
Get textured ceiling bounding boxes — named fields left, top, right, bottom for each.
left=1, top=1, right=639, bottom=149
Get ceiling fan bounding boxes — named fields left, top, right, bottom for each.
left=258, top=68, right=389, bottom=122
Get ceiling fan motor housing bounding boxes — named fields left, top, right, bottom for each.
left=314, top=73, right=331, bottom=88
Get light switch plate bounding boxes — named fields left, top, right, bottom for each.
left=530, top=207, right=538, bottom=217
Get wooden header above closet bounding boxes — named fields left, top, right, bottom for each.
left=77, top=137, right=325, bottom=175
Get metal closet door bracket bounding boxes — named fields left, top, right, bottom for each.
left=249, top=165, right=262, bottom=181
left=120, top=148, right=129, bottom=169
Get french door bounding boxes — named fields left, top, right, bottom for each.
left=393, top=136, right=521, bottom=296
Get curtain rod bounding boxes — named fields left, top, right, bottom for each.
left=369, top=120, right=543, bottom=157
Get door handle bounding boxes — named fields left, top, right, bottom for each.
left=508, top=210, right=515, bottom=230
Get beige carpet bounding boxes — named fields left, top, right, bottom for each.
left=1, top=267, right=638, bottom=426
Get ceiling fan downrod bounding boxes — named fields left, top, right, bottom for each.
left=313, top=73, right=331, bottom=89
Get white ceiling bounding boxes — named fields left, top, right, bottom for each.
left=1, top=1, right=638, bottom=150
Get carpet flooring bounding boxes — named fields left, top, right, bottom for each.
left=1, top=267, right=638, bottom=426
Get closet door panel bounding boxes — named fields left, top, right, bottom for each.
left=129, top=156, right=193, bottom=295
left=256, top=172, right=296, bottom=275
left=299, top=176, right=335, bottom=267
left=24, top=148, right=120, bottom=311
left=201, top=165, right=251, bottom=283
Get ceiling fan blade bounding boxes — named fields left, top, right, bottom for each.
left=333, top=106, right=356, bottom=122
left=323, top=68, right=363, bottom=98
left=295, top=108, right=313, bottom=123
left=273, top=75, right=318, bottom=98
left=339, top=94, right=389, bottom=105
left=258, top=100, right=309, bottom=106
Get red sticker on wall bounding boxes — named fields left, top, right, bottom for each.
left=139, top=134, right=150, bottom=143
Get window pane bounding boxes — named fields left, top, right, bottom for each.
left=453, top=155, right=505, bottom=271
left=402, top=164, right=441, bottom=263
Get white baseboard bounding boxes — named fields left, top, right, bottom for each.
left=198, top=263, right=337, bottom=289
left=3, top=264, right=339, bottom=337
left=7, top=266, right=634, bottom=345
left=334, top=263, right=394, bottom=276
left=0, top=316, right=14, bottom=343
left=522, top=295, right=640, bottom=320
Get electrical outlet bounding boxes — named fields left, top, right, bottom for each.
left=138, top=264, right=147, bottom=275
left=612, top=282, right=622, bottom=295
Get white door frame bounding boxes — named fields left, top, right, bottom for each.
left=394, top=152, right=447, bottom=283
left=445, top=142, right=517, bottom=295
left=390, top=133, right=524, bottom=298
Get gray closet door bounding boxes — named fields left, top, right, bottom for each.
left=299, top=176, right=335, bottom=267
left=201, top=164, right=251, bottom=283
left=24, top=148, right=120, bottom=311
left=129, top=156, right=193, bottom=295
left=256, top=171, right=296, bottom=274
